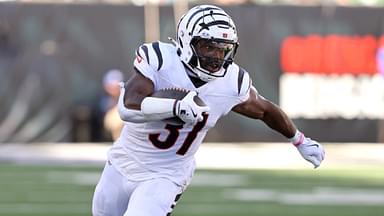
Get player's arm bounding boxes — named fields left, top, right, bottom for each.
left=232, top=87, right=296, bottom=137
left=232, top=86, right=325, bottom=168
left=117, top=70, right=208, bottom=124
left=123, top=70, right=153, bottom=110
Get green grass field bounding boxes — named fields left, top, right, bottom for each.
left=1, top=163, right=383, bottom=216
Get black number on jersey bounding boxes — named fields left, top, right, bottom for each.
left=148, top=114, right=208, bottom=155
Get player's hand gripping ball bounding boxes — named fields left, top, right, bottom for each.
left=151, top=88, right=207, bottom=125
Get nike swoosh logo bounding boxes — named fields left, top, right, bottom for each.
left=309, top=144, right=319, bottom=148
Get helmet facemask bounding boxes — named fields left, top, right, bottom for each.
left=190, top=37, right=238, bottom=79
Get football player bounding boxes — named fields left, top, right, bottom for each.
left=92, top=4, right=325, bottom=216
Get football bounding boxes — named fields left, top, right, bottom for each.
left=151, top=88, right=206, bottom=125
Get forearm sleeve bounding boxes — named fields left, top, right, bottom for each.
left=140, top=97, right=177, bottom=120
left=118, top=90, right=177, bottom=123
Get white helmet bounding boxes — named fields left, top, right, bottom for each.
left=175, top=5, right=239, bottom=82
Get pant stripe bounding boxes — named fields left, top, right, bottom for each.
left=166, top=193, right=183, bottom=216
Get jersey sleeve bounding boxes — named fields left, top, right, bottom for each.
left=222, top=66, right=252, bottom=115
left=133, top=42, right=164, bottom=84
left=237, top=67, right=252, bottom=102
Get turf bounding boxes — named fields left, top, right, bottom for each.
left=0, top=164, right=383, bottom=216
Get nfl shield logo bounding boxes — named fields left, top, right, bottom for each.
left=222, top=33, right=228, bottom=38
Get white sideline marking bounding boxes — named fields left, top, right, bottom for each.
left=225, top=187, right=384, bottom=205
left=192, top=173, right=384, bottom=206
left=0, top=204, right=88, bottom=214
left=192, top=172, right=250, bottom=186
left=0, top=143, right=383, bottom=169
left=46, top=171, right=101, bottom=185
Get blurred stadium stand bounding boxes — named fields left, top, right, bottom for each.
left=4, top=0, right=384, bottom=7
left=0, top=1, right=383, bottom=143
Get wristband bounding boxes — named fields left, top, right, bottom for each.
left=289, top=130, right=305, bottom=147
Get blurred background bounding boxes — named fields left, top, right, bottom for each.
left=0, top=0, right=383, bottom=216
left=0, top=0, right=383, bottom=143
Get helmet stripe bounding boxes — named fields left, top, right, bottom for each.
left=186, top=7, right=221, bottom=28
left=190, top=12, right=229, bottom=35
left=198, top=20, right=232, bottom=33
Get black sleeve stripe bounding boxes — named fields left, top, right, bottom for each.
left=140, top=45, right=150, bottom=64
left=135, top=49, right=142, bottom=58
left=152, top=42, right=163, bottom=71
left=237, top=67, right=245, bottom=95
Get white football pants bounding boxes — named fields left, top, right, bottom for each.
left=92, top=162, right=183, bottom=216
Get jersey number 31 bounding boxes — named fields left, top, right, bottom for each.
left=148, top=114, right=208, bottom=155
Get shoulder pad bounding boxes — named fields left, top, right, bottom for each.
left=134, top=41, right=165, bottom=72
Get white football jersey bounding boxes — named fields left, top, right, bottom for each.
left=108, top=41, right=251, bottom=186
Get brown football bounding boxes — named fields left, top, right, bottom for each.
left=151, top=88, right=206, bottom=125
